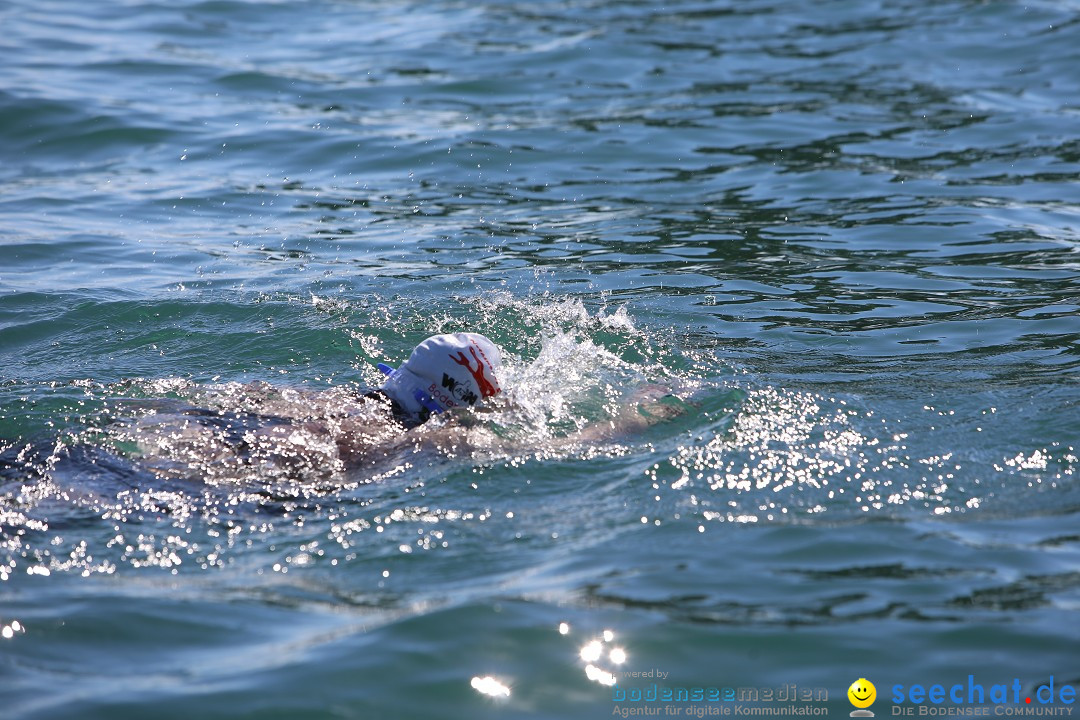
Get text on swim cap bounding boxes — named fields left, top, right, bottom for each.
left=441, top=373, right=479, bottom=406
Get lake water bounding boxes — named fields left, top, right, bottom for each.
left=1, top=1, right=1078, bottom=718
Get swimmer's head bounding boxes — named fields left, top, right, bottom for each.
left=378, top=333, right=503, bottom=423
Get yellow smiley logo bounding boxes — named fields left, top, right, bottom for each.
left=848, top=678, right=876, bottom=709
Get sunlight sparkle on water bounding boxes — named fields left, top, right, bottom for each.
left=471, top=675, right=511, bottom=698
left=2, top=620, right=24, bottom=639
left=580, top=640, right=603, bottom=663
left=585, top=664, right=617, bottom=686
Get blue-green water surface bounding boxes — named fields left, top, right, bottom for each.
left=2, top=1, right=1079, bottom=718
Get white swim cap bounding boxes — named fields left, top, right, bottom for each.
left=378, top=333, right=503, bottom=422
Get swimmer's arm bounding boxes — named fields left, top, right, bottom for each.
left=403, top=384, right=691, bottom=458
left=567, top=386, right=690, bottom=444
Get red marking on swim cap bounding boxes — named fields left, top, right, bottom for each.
left=449, top=346, right=499, bottom=398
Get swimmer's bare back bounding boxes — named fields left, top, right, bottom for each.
left=116, top=380, right=690, bottom=482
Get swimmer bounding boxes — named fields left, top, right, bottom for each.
left=112, top=332, right=689, bottom=483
